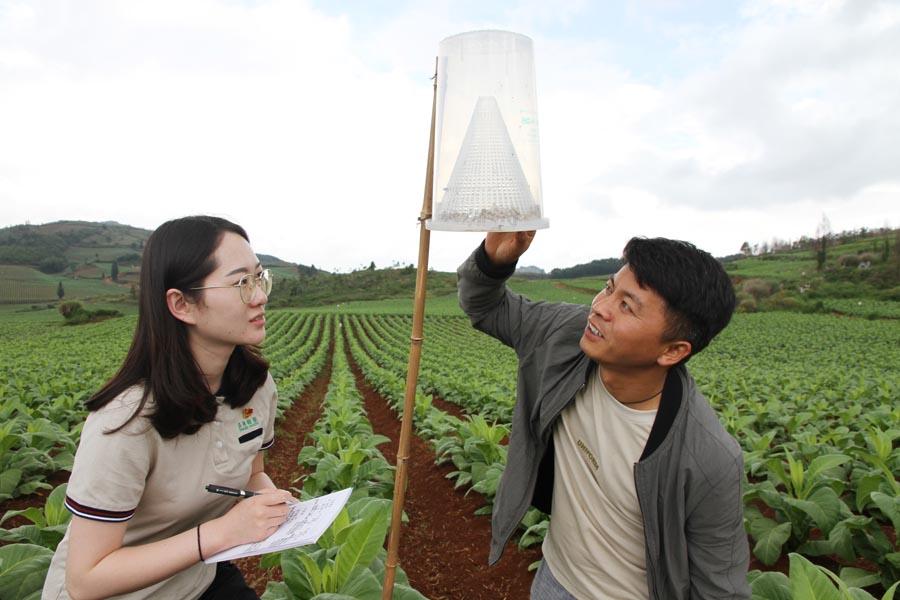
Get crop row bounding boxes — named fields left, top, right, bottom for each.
left=0, top=311, right=329, bottom=500
left=261, top=321, right=426, bottom=600
left=347, top=312, right=900, bottom=592
left=341, top=314, right=551, bottom=559
left=354, top=314, right=517, bottom=422
left=1, top=307, right=897, bottom=594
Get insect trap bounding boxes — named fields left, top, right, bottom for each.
left=382, top=31, right=550, bottom=599
left=427, top=30, right=549, bottom=232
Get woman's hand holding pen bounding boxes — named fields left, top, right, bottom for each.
left=203, top=488, right=295, bottom=553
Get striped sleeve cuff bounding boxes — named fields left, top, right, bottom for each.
left=65, top=496, right=136, bottom=522
left=261, top=437, right=275, bottom=451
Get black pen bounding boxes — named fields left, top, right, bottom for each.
left=206, top=484, right=257, bottom=499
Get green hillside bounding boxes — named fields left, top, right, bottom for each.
left=724, top=230, right=899, bottom=317
left=1, top=221, right=897, bottom=319
left=0, top=221, right=314, bottom=305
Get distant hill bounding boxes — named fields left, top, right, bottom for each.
left=548, top=257, right=624, bottom=279
left=0, top=221, right=309, bottom=273
left=1, top=221, right=896, bottom=318
left=269, top=266, right=458, bottom=308
left=0, top=220, right=311, bottom=304
left=0, top=221, right=150, bottom=270
left=514, top=265, right=546, bottom=278
left=257, top=254, right=294, bottom=267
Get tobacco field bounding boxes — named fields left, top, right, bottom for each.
left=0, top=307, right=898, bottom=599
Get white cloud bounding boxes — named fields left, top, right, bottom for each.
left=1, top=0, right=897, bottom=273
left=551, top=0, right=900, bottom=261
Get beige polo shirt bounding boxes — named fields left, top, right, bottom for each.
left=42, top=374, right=277, bottom=600
left=542, top=371, right=657, bottom=600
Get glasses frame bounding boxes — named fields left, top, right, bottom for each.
left=189, top=269, right=273, bottom=304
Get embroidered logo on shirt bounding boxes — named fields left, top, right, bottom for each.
left=237, top=416, right=260, bottom=432
left=243, top=408, right=254, bottom=419
left=576, top=439, right=600, bottom=471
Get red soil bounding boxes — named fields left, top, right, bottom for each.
left=235, top=343, right=333, bottom=595
left=347, top=354, right=542, bottom=600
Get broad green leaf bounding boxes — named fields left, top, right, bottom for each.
left=757, top=484, right=788, bottom=512
left=825, top=519, right=857, bottom=563
left=797, top=539, right=835, bottom=559
left=837, top=567, right=880, bottom=589
left=15, top=480, right=52, bottom=497
left=281, top=549, right=317, bottom=598
left=786, top=452, right=805, bottom=497
left=753, top=521, right=791, bottom=566
left=0, top=469, right=22, bottom=497
left=259, top=552, right=282, bottom=570
left=347, top=497, right=391, bottom=527
left=321, top=509, right=350, bottom=549
left=0, top=525, right=42, bottom=545
left=0, top=543, right=53, bottom=600
left=745, top=506, right=778, bottom=540
left=330, top=508, right=352, bottom=537
left=869, top=492, right=900, bottom=533
left=855, top=476, right=883, bottom=512
left=0, top=507, right=44, bottom=528
left=784, top=487, right=848, bottom=534
left=338, top=566, right=381, bottom=600
left=881, top=581, right=899, bottom=600
left=749, top=570, right=792, bottom=600
left=44, top=483, right=70, bottom=527
left=260, top=581, right=293, bottom=600
left=315, top=454, right=346, bottom=484
left=805, top=454, right=850, bottom=485
left=333, top=508, right=389, bottom=590
left=788, top=553, right=841, bottom=600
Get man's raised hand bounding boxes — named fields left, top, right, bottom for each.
left=485, top=231, right=536, bottom=266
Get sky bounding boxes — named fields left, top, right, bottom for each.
left=1, top=0, right=898, bottom=273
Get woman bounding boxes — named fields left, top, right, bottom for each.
left=43, top=216, right=294, bottom=600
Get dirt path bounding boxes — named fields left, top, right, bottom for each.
left=347, top=352, right=542, bottom=600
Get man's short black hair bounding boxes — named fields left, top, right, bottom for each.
left=623, top=237, right=736, bottom=361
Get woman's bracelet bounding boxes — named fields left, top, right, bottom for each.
left=196, top=524, right=204, bottom=562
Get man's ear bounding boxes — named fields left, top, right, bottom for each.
left=657, top=340, right=691, bottom=367
left=166, top=289, right=197, bottom=325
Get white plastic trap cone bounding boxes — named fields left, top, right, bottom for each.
left=427, top=30, right=549, bottom=232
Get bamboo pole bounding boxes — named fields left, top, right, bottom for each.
left=382, top=59, right=438, bottom=600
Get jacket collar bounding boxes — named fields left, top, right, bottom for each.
left=639, top=365, right=685, bottom=461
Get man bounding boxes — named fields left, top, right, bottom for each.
left=457, top=232, right=750, bottom=599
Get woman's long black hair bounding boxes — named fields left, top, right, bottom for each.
left=86, top=216, right=269, bottom=438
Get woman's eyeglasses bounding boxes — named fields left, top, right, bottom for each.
left=190, top=269, right=273, bottom=304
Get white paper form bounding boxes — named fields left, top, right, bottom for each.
left=204, top=487, right=353, bottom=563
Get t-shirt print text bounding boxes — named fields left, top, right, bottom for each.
left=576, top=439, right=599, bottom=471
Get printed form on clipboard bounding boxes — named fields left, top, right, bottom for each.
left=204, top=487, right=353, bottom=563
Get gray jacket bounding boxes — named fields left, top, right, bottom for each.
left=458, top=245, right=750, bottom=600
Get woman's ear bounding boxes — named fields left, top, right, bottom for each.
left=166, top=289, right=197, bottom=325
left=657, top=340, right=691, bottom=367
